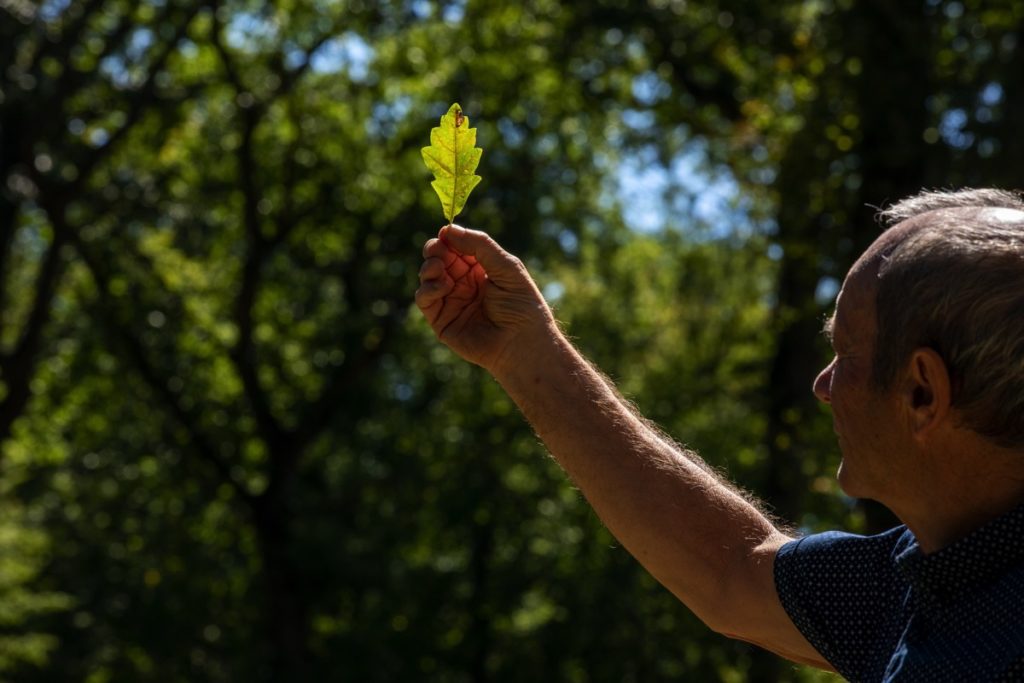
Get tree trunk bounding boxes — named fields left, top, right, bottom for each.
left=253, top=491, right=310, bottom=682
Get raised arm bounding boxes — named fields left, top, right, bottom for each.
left=416, top=225, right=831, bottom=670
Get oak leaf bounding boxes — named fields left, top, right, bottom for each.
left=421, top=103, right=483, bottom=225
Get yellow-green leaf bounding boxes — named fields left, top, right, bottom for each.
left=421, top=103, right=483, bottom=224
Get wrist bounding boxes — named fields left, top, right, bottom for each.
left=489, top=316, right=566, bottom=385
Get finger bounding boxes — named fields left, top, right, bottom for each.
left=422, top=237, right=443, bottom=259
left=419, top=257, right=445, bottom=282
left=426, top=232, right=478, bottom=276
left=418, top=297, right=443, bottom=327
left=415, top=276, right=453, bottom=312
left=423, top=237, right=458, bottom=266
left=439, top=225, right=522, bottom=286
left=435, top=273, right=481, bottom=334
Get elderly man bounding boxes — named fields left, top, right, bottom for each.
left=415, top=188, right=1024, bottom=681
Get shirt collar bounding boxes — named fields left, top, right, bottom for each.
left=894, top=501, right=1024, bottom=607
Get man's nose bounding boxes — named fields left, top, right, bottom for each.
left=813, top=360, right=834, bottom=404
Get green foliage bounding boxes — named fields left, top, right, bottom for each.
left=422, top=103, right=484, bottom=225
left=0, top=498, right=72, bottom=678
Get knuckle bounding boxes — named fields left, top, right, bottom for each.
left=423, top=238, right=445, bottom=258
left=507, top=254, right=527, bottom=274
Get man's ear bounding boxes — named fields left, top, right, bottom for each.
left=904, top=347, right=952, bottom=439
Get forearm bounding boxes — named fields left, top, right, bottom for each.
left=418, top=227, right=817, bottom=660
left=493, top=326, right=785, bottom=630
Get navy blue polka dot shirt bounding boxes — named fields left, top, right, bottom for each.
left=774, top=503, right=1024, bottom=681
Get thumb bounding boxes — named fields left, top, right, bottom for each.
left=440, top=225, right=524, bottom=285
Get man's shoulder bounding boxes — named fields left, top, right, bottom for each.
left=779, top=524, right=912, bottom=563
left=774, top=525, right=915, bottom=680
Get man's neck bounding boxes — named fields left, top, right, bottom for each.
left=896, top=442, right=1024, bottom=554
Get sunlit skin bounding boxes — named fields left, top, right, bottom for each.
left=417, top=235, right=484, bottom=336
left=416, top=225, right=557, bottom=375
left=814, top=265, right=907, bottom=502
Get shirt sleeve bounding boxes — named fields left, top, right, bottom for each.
left=774, top=527, right=911, bottom=681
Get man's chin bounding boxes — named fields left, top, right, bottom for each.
left=836, top=460, right=860, bottom=498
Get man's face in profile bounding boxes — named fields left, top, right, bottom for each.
left=814, top=261, right=906, bottom=503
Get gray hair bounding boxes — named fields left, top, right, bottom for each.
left=873, top=188, right=1024, bottom=449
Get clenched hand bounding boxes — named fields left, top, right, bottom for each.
left=415, top=225, right=556, bottom=375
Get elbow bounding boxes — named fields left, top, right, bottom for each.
left=663, top=561, right=741, bottom=639
left=702, top=609, right=750, bottom=643
left=684, top=540, right=778, bottom=642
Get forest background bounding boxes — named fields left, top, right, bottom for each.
left=1, top=0, right=1022, bottom=680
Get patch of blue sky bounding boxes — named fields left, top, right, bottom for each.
left=96, top=26, right=154, bottom=89
left=939, top=107, right=974, bottom=149
left=38, top=0, right=71, bottom=22
left=309, top=33, right=374, bottom=82
left=367, top=96, right=413, bottom=138
left=410, top=0, right=433, bottom=19
left=225, top=11, right=279, bottom=51
left=283, top=44, right=306, bottom=71
left=616, top=140, right=762, bottom=241
left=126, top=27, right=155, bottom=62
left=622, top=109, right=655, bottom=130
left=376, top=96, right=412, bottom=121
left=497, top=117, right=527, bottom=148
left=616, top=145, right=669, bottom=233
left=99, top=54, right=134, bottom=89
left=409, top=0, right=466, bottom=22
left=632, top=71, right=671, bottom=107
left=980, top=82, right=1003, bottom=106
left=815, top=276, right=841, bottom=306
left=442, top=0, right=467, bottom=23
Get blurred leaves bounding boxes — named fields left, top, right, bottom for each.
left=0, top=499, right=72, bottom=676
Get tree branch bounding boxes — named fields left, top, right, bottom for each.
left=226, top=83, right=289, bottom=455
left=267, top=97, right=303, bottom=248
left=0, top=205, right=69, bottom=446
left=210, top=0, right=287, bottom=452
left=210, top=0, right=246, bottom=95
left=8, top=206, right=68, bottom=369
